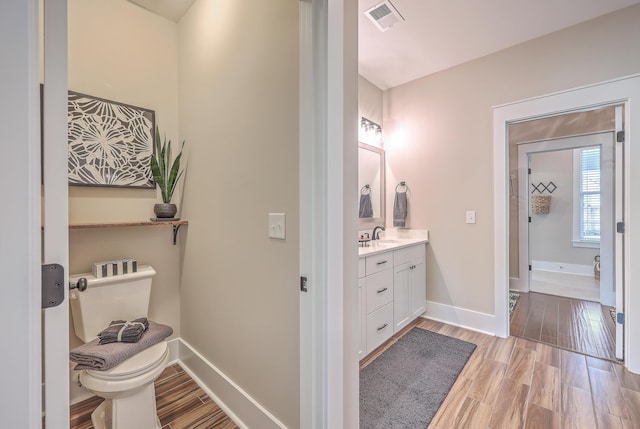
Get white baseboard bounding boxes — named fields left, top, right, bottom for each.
left=423, top=301, right=496, bottom=336
left=177, top=339, right=287, bottom=429
left=531, top=260, right=593, bottom=276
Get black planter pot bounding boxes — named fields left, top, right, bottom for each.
left=154, top=203, right=177, bottom=219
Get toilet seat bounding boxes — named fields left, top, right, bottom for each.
left=86, top=341, right=168, bottom=381
left=80, top=341, right=169, bottom=395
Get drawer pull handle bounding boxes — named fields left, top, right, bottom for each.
left=377, top=323, right=388, bottom=332
left=376, top=287, right=388, bottom=294
left=376, top=260, right=388, bottom=266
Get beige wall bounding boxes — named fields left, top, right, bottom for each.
left=358, top=75, right=383, bottom=127
left=528, top=150, right=599, bottom=265
left=383, top=4, right=640, bottom=315
left=177, top=1, right=300, bottom=427
left=67, top=0, right=181, bottom=345
left=68, top=0, right=180, bottom=223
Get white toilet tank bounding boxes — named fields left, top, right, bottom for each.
left=69, top=266, right=156, bottom=343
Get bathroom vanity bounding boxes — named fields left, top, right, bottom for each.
left=358, top=236, right=428, bottom=360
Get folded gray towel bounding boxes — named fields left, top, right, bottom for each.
left=70, top=320, right=173, bottom=371
left=359, top=193, right=373, bottom=218
left=98, top=317, right=149, bottom=344
left=393, top=191, right=407, bottom=227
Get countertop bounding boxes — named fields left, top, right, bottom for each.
left=358, top=232, right=429, bottom=257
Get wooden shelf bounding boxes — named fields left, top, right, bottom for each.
left=68, top=220, right=188, bottom=244
left=69, top=220, right=188, bottom=229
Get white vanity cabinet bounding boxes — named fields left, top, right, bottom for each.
left=358, top=258, right=366, bottom=360
left=358, top=242, right=427, bottom=359
left=393, top=245, right=426, bottom=333
left=358, top=251, right=395, bottom=356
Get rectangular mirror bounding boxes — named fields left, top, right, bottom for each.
left=358, top=142, right=385, bottom=223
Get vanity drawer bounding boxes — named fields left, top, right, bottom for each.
left=365, top=251, right=393, bottom=275
left=365, top=268, right=393, bottom=314
left=358, top=257, right=366, bottom=279
left=394, top=244, right=425, bottom=265
left=366, top=302, right=394, bottom=353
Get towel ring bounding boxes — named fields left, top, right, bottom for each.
left=360, top=184, right=371, bottom=195
left=395, top=181, right=408, bottom=193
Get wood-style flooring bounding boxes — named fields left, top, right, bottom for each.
left=510, top=291, right=616, bottom=361
left=365, top=318, right=640, bottom=429
left=71, top=317, right=640, bottom=429
left=70, top=364, right=239, bottom=429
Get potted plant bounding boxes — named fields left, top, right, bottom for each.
left=150, top=127, right=185, bottom=219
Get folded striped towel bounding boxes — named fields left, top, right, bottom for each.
left=98, top=318, right=149, bottom=344
left=70, top=320, right=173, bottom=371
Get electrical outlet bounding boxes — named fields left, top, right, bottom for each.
left=268, top=213, right=286, bottom=239
left=466, top=211, right=476, bottom=224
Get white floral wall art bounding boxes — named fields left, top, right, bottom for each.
left=67, top=91, right=155, bottom=188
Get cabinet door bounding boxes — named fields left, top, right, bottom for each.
left=358, top=277, right=366, bottom=360
left=393, top=261, right=412, bottom=333
left=411, top=258, right=426, bottom=318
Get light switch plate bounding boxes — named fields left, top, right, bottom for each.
left=466, top=211, right=476, bottom=224
left=269, top=213, right=286, bottom=239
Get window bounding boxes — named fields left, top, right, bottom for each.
left=573, top=146, right=600, bottom=247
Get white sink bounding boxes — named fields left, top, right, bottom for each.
left=374, top=239, right=403, bottom=245
left=371, top=239, right=405, bottom=248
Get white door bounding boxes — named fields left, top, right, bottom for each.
left=42, top=0, right=70, bottom=427
left=517, top=132, right=620, bottom=358
left=1, top=1, right=43, bottom=427
left=1, top=1, right=68, bottom=427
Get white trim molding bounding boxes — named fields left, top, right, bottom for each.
left=531, top=260, right=594, bottom=276
left=493, top=74, right=640, bottom=373
left=424, top=301, right=496, bottom=336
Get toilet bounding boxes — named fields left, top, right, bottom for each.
left=69, top=266, right=169, bottom=429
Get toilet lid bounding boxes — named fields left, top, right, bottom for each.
left=86, top=341, right=168, bottom=380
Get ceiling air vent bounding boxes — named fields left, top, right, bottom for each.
left=365, top=0, right=405, bottom=32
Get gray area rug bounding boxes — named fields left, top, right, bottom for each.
left=360, top=328, right=476, bottom=429
left=509, top=292, right=520, bottom=320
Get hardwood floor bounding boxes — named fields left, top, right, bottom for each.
left=510, top=291, right=616, bottom=361
left=363, top=318, right=640, bottom=429
left=70, top=364, right=238, bottom=429
left=71, top=317, right=640, bottom=429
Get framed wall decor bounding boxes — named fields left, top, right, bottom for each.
left=67, top=91, right=155, bottom=188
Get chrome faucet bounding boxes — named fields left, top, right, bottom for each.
left=372, top=225, right=386, bottom=240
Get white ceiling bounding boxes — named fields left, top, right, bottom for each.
left=359, top=0, right=640, bottom=90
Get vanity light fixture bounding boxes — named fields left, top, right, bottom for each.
left=360, top=117, right=383, bottom=145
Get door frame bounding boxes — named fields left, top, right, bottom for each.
left=516, top=132, right=616, bottom=306
left=493, top=74, right=640, bottom=373
left=299, top=0, right=358, bottom=427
